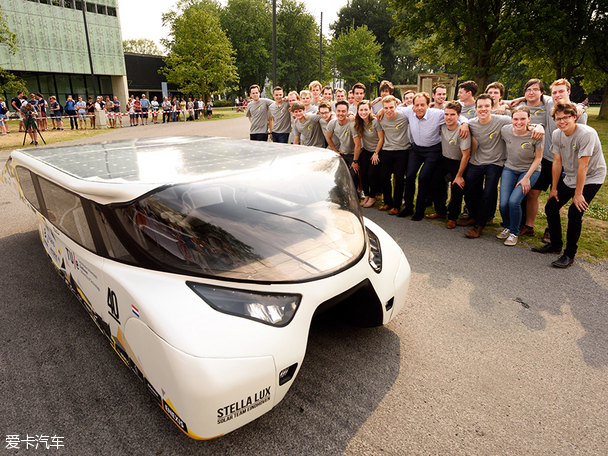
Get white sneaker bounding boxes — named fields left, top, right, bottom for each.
left=504, top=234, right=518, bottom=246
left=496, top=228, right=510, bottom=240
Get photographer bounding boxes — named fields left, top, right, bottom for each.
left=20, top=102, right=38, bottom=145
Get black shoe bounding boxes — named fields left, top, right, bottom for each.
left=552, top=255, right=574, bottom=268
left=411, top=212, right=424, bottom=221
left=396, top=209, right=413, bottom=218
left=531, top=244, right=561, bottom=254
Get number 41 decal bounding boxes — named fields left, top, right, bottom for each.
left=107, top=288, right=120, bottom=324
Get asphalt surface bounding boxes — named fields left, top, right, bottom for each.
left=1, top=117, right=607, bottom=455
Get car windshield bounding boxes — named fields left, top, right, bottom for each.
left=112, top=153, right=365, bottom=282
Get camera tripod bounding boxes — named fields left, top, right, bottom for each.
left=22, top=115, right=46, bottom=147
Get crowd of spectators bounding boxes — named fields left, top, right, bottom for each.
left=0, top=92, right=216, bottom=133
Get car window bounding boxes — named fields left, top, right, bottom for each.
left=113, top=154, right=365, bottom=282
left=38, top=177, right=96, bottom=251
left=15, top=166, right=41, bottom=211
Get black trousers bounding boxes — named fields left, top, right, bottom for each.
left=545, top=180, right=602, bottom=258
left=405, top=143, right=442, bottom=216
left=380, top=149, right=409, bottom=209
left=431, top=155, right=466, bottom=221
left=359, top=148, right=381, bottom=197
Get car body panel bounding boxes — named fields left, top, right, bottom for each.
left=2, top=137, right=410, bottom=439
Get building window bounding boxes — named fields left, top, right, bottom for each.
left=107, top=6, right=117, bottom=16
left=86, top=2, right=95, bottom=13
left=75, top=0, right=83, bottom=10
left=64, top=0, right=74, bottom=8
left=97, top=4, right=106, bottom=14
left=52, top=0, right=63, bottom=6
left=40, top=0, right=50, bottom=4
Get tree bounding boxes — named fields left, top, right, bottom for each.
left=390, top=37, right=444, bottom=85
left=123, top=38, right=163, bottom=56
left=275, top=0, right=320, bottom=93
left=0, top=5, right=27, bottom=95
left=331, top=0, right=397, bottom=82
left=390, top=0, right=524, bottom=90
left=521, top=0, right=605, bottom=81
left=334, top=25, right=383, bottom=88
left=220, top=0, right=272, bottom=95
left=581, top=10, right=608, bottom=119
left=161, top=1, right=239, bottom=102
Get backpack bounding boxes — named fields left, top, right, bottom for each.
left=1, top=103, right=7, bottom=114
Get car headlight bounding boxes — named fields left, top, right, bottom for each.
left=187, top=282, right=301, bottom=327
left=366, top=227, right=382, bottom=273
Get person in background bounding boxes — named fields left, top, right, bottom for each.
left=0, top=96, right=8, bottom=135
left=36, top=93, right=48, bottom=131
left=65, top=95, right=77, bottom=130
left=151, top=96, right=159, bottom=124
left=49, top=96, right=63, bottom=131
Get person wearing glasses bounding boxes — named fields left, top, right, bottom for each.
left=532, top=101, right=605, bottom=268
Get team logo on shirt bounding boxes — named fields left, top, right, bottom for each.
left=343, top=130, right=350, bottom=137
left=489, top=130, right=499, bottom=139
left=520, top=142, right=532, bottom=149
left=533, top=109, right=545, bottom=116
left=448, top=139, right=457, bottom=146
left=467, top=108, right=476, bottom=115
left=395, top=122, right=404, bottom=130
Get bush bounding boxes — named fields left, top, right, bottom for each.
left=213, top=100, right=234, bottom=107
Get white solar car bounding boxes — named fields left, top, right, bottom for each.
left=2, top=136, right=410, bottom=439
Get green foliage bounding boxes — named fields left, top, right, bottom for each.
left=161, top=1, right=239, bottom=102
left=390, top=37, right=444, bottom=85
left=390, top=0, right=524, bottom=90
left=275, top=0, right=320, bottom=93
left=334, top=25, right=384, bottom=88
left=330, top=0, right=396, bottom=82
left=123, top=38, right=163, bottom=56
left=220, top=0, right=272, bottom=95
left=0, top=5, right=26, bottom=95
left=0, top=5, right=16, bottom=54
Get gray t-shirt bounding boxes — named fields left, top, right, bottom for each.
left=468, top=115, right=512, bottom=166
left=440, top=123, right=471, bottom=161
left=544, top=98, right=588, bottom=161
left=360, top=118, right=383, bottom=152
left=327, top=119, right=359, bottom=155
left=551, top=124, right=606, bottom=188
left=268, top=100, right=291, bottom=134
left=460, top=102, right=477, bottom=119
left=293, top=114, right=325, bottom=148
left=378, top=111, right=410, bottom=151
left=246, top=98, right=273, bottom=134
left=501, top=125, right=543, bottom=173
left=319, top=116, right=338, bottom=150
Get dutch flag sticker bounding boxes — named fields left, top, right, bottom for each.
left=132, top=305, right=140, bottom=317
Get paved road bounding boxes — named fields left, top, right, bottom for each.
left=1, top=118, right=607, bottom=455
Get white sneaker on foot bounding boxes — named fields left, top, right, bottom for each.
left=496, top=228, right=510, bottom=240
left=504, top=234, right=518, bottom=246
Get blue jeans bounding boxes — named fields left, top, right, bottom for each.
left=272, top=132, right=289, bottom=143
left=499, top=167, right=540, bottom=235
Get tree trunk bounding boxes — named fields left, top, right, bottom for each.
left=597, top=83, right=608, bottom=120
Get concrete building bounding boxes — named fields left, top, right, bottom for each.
left=0, top=0, right=128, bottom=110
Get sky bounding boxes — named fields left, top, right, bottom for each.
left=118, top=0, right=345, bottom=52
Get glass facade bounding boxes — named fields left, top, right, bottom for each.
left=0, top=0, right=125, bottom=76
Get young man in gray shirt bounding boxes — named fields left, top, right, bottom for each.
left=327, top=100, right=361, bottom=186
left=377, top=96, right=411, bottom=215
left=268, top=86, right=291, bottom=143
left=532, top=101, right=606, bottom=268
left=246, top=84, right=273, bottom=141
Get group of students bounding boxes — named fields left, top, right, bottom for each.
left=246, top=78, right=606, bottom=268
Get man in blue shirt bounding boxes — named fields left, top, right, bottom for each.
left=64, top=95, right=77, bottom=130
left=140, top=94, right=150, bottom=125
